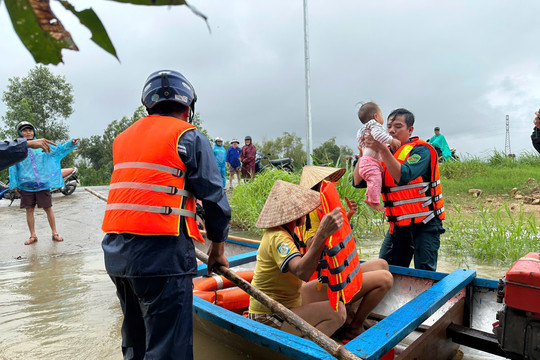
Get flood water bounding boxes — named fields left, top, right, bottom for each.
left=0, top=187, right=508, bottom=359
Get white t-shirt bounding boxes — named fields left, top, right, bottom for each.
left=356, top=119, right=393, bottom=159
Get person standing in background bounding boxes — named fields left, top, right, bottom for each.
left=226, top=139, right=242, bottom=188
left=213, top=137, right=227, bottom=188
left=9, top=121, right=79, bottom=245
left=240, top=135, right=256, bottom=180
left=531, top=109, right=540, bottom=153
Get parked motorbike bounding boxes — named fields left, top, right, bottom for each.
left=433, top=146, right=459, bottom=163
left=54, top=167, right=80, bottom=195
left=0, top=167, right=79, bottom=206
left=255, top=152, right=294, bottom=173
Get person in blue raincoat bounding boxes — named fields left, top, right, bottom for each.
left=213, top=137, right=227, bottom=188
left=0, top=137, right=56, bottom=170
left=9, top=121, right=79, bottom=245
left=427, top=127, right=451, bottom=161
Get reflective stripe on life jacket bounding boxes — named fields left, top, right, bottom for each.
left=318, top=180, right=362, bottom=311
left=381, top=137, right=445, bottom=230
left=101, top=115, right=204, bottom=242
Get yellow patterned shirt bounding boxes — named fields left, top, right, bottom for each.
left=248, top=228, right=303, bottom=314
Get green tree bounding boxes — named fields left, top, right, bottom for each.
left=312, top=137, right=353, bottom=167
left=192, top=112, right=211, bottom=141
left=77, top=106, right=146, bottom=185
left=4, top=0, right=206, bottom=65
left=2, top=65, right=73, bottom=141
left=258, top=132, right=306, bottom=170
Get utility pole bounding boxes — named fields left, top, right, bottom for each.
left=303, top=0, right=313, bottom=165
left=505, top=115, right=512, bottom=156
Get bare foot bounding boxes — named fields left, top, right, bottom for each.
left=363, top=319, right=377, bottom=329
left=365, top=200, right=384, bottom=212
left=25, top=235, right=38, bottom=245
left=344, top=326, right=366, bottom=340
left=52, top=233, right=64, bottom=242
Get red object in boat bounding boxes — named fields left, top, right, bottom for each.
left=505, top=252, right=540, bottom=314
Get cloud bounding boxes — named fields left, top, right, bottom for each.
left=0, top=0, right=539, bottom=159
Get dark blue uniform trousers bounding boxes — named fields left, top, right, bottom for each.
left=111, top=275, right=193, bottom=360
left=379, top=220, right=444, bottom=271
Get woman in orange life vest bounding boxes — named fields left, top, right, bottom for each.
left=248, top=180, right=347, bottom=336
left=297, top=166, right=393, bottom=339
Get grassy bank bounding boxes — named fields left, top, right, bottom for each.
left=229, top=151, right=540, bottom=267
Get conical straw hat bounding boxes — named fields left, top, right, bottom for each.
left=299, top=166, right=346, bottom=189
left=256, top=180, right=321, bottom=229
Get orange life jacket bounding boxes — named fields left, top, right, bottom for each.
left=381, top=137, right=445, bottom=232
left=318, top=180, right=363, bottom=311
left=101, top=115, right=204, bottom=242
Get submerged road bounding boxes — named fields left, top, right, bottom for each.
left=0, top=186, right=109, bottom=265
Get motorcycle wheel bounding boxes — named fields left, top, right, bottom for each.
left=283, top=164, right=294, bottom=173
left=61, top=185, right=77, bottom=196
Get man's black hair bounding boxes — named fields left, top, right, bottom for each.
left=147, top=101, right=188, bottom=116
left=387, top=108, right=415, bottom=127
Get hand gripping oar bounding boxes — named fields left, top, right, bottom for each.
left=84, top=187, right=362, bottom=360
left=196, top=251, right=362, bottom=360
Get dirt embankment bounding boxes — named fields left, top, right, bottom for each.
left=447, top=178, right=540, bottom=216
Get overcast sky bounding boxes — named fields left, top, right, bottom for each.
left=1, top=1, right=540, bottom=159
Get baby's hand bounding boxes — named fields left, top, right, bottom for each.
left=72, top=138, right=80, bottom=145
left=390, top=138, right=401, bottom=151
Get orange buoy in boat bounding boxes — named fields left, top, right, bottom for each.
left=193, top=271, right=253, bottom=311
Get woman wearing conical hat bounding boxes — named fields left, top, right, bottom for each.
left=298, top=165, right=393, bottom=339
left=247, top=180, right=347, bottom=336
left=297, top=166, right=355, bottom=244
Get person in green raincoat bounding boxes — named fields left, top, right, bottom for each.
left=428, top=127, right=452, bottom=161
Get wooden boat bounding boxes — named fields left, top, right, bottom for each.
left=193, top=238, right=508, bottom=360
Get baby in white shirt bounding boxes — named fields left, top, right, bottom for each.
left=356, top=102, right=401, bottom=211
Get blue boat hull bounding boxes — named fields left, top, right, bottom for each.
left=193, top=240, right=503, bottom=360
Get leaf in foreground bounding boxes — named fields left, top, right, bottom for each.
left=5, top=0, right=78, bottom=65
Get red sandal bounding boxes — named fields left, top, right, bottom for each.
left=25, top=236, right=38, bottom=245
left=52, top=233, right=64, bottom=242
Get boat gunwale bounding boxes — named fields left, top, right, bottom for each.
left=194, top=239, right=498, bottom=360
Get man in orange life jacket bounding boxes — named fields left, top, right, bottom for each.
left=101, top=70, right=231, bottom=360
left=353, top=108, right=445, bottom=271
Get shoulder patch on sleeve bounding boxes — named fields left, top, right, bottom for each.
left=177, top=144, right=187, bottom=156
left=277, top=243, right=291, bottom=256
left=407, top=154, right=421, bottom=164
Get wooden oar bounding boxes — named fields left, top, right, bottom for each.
left=196, top=247, right=362, bottom=360
left=84, top=187, right=108, bottom=202
left=200, top=230, right=260, bottom=245
left=84, top=188, right=361, bottom=359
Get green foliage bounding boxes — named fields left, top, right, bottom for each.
left=441, top=150, right=540, bottom=196
left=192, top=113, right=211, bottom=142
left=1, top=65, right=74, bottom=141
left=228, top=169, right=301, bottom=232
left=257, top=132, right=307, bottom=170
left=76, top=106, right=146, bottom=185
left=312, top=137, right=353, bottom=167
left=228, top=163, right=386, bottom=239
left=3, top=0, right=202, bottom=65
left=443, top=204, right=540, bottom=267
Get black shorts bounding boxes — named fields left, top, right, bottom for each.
left=19, top=189, right=52, bottom=209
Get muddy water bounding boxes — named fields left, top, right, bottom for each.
left=0, top=187, right=507, bottom=359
